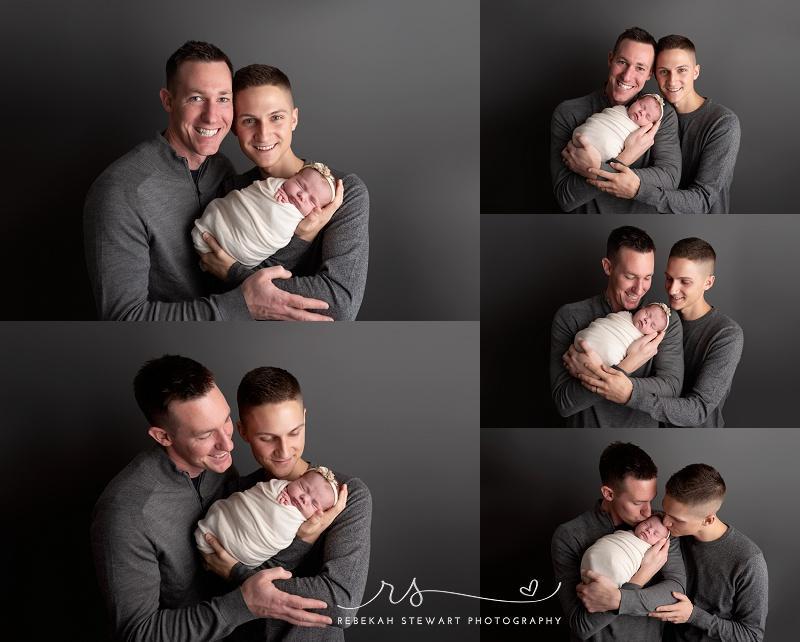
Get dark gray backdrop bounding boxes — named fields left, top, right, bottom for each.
left=480, top=428, right=797, bottom=641
left=481, top=0, right=800, bottom=213
left=4, top=0, right=478, bottom=320
left=1, top=322, right=479, bottom=641
left=481, top=215, right=800, bottom=427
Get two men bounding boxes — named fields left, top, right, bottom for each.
left=90, top=355, right=371, bottom=640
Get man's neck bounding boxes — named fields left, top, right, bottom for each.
left=673, top=91, right=705, bottom=115
left=695, top=518, right=728, bottom=542
left=258, top=153, right=304, bottom=180
left=162, top=129, right=206, bottom=170
left=680, top=299, right=712, bottom=321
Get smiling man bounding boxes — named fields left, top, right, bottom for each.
left=550, top=27, right=681, bottom=213
left=84, top=41, right=332, bottom=320
left=635, top=35, right=741, bottom=213
left=651, top=464, right=768, bottom=640
left=550, top=226, right=683, bottom=427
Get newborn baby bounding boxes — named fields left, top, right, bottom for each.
left=195, top=466, right=338, bottom=567
left=580, top=515, right=670, bottom=587
left=574, top=302, right=670, bottom=367
left=192, top=162, right=337, bottom=268
left=571, top=93, right=665, bottom=162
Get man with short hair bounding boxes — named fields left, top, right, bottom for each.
left=632, top=35, right=741, bottom=213
left=650, top=464, right=768, bottom=641
left=552, top=442, right=686, bottom=641
left=90, top=355, right=332, bottom=641
left=550, top=226, right=683, bottom=427
left=202, top=366, right=372, bottom=640
left=84, top=41, right=335, bottom=321
left=551, top=27, right=681, bottom=213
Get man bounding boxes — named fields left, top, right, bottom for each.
left=651, top=464, right=768, bottom=640
left=550, top=226, right=683, bottom=427
left=633, top=35, right=741, bottom=213
left=552, top=442, right=686, bottom=641
left=202, top=366, right=372, bottom=640
left=90, top=355, right=332, bottom=641
left=551, top=27, right=681, bottom=213
left=590, top=238, right=743, bottom=426
left=84, top=41, right=337, bottom=320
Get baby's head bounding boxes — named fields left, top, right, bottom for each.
left=632, top=302, right=670, bottom=334
left=281, top=162, right=336, bottom=216
left=627, top=94, right=664, bottom=126
left=284, top=466, right=339, bottom=518
left=634, top=514, right=670, bottom=545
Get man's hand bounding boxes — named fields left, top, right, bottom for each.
left=649, top=592, right=694, bottom=624
left=295, top=179, right=344, bottom=242
left=297, top=483, right=348, bottom=544
left=617, top=331, right=665, bottom=373
left=199, top=232, right=236, bottom=281
left=630, top=536, right=670, bottom=587
left=577, top=570, right=621, bottom=613
left=201, top=532, right=238, bottom=580
left=617, top=119, right=660, bottom=166
left=241, top=567, right=332, bottom=627
left=586, top=162, right=641, bottom=199
left=562, top=341, right=603, bottom=379
left=578, top=363, right=634, bottom=404
left=242, top=266, right=333, bottom=321
left=561, top=136, right=601, bottom=178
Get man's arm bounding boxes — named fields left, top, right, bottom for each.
left=627, top=313, right=684, bottom=404
left=551, top=104, right=605, bottom=212
left=551, top=525, right=617, bottom=639
left=638, top=112, right=741, bottom=213
left=618, top=536, right=686, bottom=616
left=685, top=553, right=768, bottom=642
left=228, top=174, right=369, bottom=320
left=630, top=105, right=681, bottom=197
left=629, top=324, right=743, bottom=426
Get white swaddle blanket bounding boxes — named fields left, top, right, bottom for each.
left=195, top=478, right=305, bottom=567
left=572, top=105, right=640, bottom=161
left=574, top=311, right=643, bottom=366
left=581, top=530, right=652, bottom=587
left=192, top=176, right=304, bottom=268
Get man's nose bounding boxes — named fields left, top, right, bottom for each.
left=642, top=505, right=652, bottom=518
left=217, top=430, right=233, bottom=452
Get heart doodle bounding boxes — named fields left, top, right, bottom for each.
left=519, top=579, right=539, bottom=596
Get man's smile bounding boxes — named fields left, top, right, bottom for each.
left=196, top=127, right=220, bottom=137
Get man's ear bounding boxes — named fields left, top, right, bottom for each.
left=703, top=274, right=715, bottom=291
left=291, top=106, right=299, bottom=132
left=600, top=484, right=614, bottom=502
left=236, top=419, right=248, bottom=441
left=159, top=88, right=172, bottom=113
left=601, top=257, right=612, bottom=277
left=148, top=426, right=173, bottom=447
left=694, top=64, right=701, bottom=81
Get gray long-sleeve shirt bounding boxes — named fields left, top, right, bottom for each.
left=90, top=446, right=255, bottom=642
left=628, top=308, right=743, bottom=427
left=551, top=501, right=687, bottom=641
left=84, top=134, right=252, bottom=320
left=226, top=167, right=370, bottom=321
left=669, top=526, right=768, bottom=642
left=550, top=89, right=682, bottom=213
left=229, top=466, right=372, bottom=641
left=637, top=100, right=741, bottom=214
left=550, top=293, right=684, bottom=426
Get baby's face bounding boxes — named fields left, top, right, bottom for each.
left=634, top=515, right=669, bottom=545
left=627, top=96, right=661, bottom=126
left=279, top=168, right=333, bottom=216
left=632, top=305, right=668, bottom=334
left=284, top=471, right=335, bottom=518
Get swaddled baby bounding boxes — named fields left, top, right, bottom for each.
left=195, top=466, right=338, bottom=567
left=580, top=515, right=670, bottom=587
left=571, top=93, right=665, bottom=162
left=192, top=162, right=337, bottom=268
left=574, top=302, right=670, bottom=367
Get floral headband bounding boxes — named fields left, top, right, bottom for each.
left=640, top=93, right=665, bottom=121
left=307, top=465, right=339, bottom=505
left=301, top=162, right=337, bottom=203
left=646, top=301, right=672, bottom=325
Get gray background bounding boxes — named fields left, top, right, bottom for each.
left=0, top=322, right=479, bottom=641
left=4, top=0, right=479, bottom=320
left=482, top=215, right=800, bottom=427
left=481, top=428, right=798, bottom=641
left=481, top=0, right=800, bottom=213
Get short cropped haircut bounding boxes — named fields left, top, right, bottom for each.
left=238, top=367, right=303, bottom=411
left=133, top=355, right=215, bottom=426
left=669, top=237, right=716, bottom=268
left=656, top=34, right=697, bottom=56
left=599, top=442, right=658, bottom=489
left=165, top=41, right=233, bottom=90
left=233, top=64, right=292, bottom=95
left=606, top=226, right=656, bottom=261
left=612, top=27, right=658, bottom=57
left=666, top=463, right=726, bottom=506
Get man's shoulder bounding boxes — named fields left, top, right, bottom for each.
left=703, top=100, right=740, bottom=126
left=553, top=507, right=598, bottom=543
left=553, top=90, right=605, bottom=126
left=710, top=309, right=743, bottom=336
left=555, top=295, right=604, bottom=321
left=726, top=526, right=765, bottom=561
left=94, top=448, right=166, bottom=512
